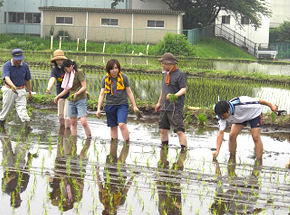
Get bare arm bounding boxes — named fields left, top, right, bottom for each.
left=96, top=88, right=105, bottom=118
left=54, top=89, right=69, bottom=103
left=155, top=90, right=162, bottom=112
left=25, top=80, right=33, bottom=99
left=213, top=130, right=225, bottom=158
left=126, top=87, right=139, bottom=112
left=259, top=99, right=278, bottom=112
left=46, top=77, right=56, bottom=94
left=74, top=80, right=87, bottom=99
left=4, top=76, right=18, bottom=94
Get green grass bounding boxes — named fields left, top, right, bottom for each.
left=0, top=33, right=256, bottom=60
left=193, top=38, right=257, bottom=60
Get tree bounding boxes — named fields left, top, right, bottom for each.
left=111, top=0, right=271, bottom=29
left=0, top=1, right=3, bottom=7
left=270, top=21, right=290, bottom=43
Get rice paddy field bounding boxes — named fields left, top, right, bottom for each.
left=0, top=109, right=290, bottom=215
left=0, top=64, right=290, bottom=214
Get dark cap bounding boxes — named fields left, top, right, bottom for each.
left=158, top=52, right=178, bottom=64
left=12, top=49, right=24, bottom=61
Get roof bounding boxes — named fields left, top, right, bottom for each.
left=38, top=6, right=184, bottom=15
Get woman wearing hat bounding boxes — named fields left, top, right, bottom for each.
left=46, top=49, right=70, bottom=129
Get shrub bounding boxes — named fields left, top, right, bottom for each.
left=154, top=33, right=194, bottom=56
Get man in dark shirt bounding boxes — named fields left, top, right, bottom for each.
left=0, top=49, right=33, bottom=126
left=155, top=52, right=188, bottom=149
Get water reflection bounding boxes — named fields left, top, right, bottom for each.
left=211, top=156, right=262, bottom=215
left=96, top=139, right=135, bottom=215
left=48, top=127, right=91, bottom=212
left=1, top=129, right=37, bottom=208
left=156, top=145, right=187, bottom=215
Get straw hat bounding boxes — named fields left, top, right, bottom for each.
left=50, top=49, right=67, bottom=63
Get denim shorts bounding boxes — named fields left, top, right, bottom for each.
left=105, top=104, right=128, bottom=127
left=68, top=98, right=87, bottom=118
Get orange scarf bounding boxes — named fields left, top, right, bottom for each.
left=165, top=65, right=178, bottom=85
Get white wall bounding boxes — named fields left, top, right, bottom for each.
left=215, top=10, right=270, bottom=44
left=130, top=0, right=169, bottom=10
left=270, top=0, right=290, bottom=28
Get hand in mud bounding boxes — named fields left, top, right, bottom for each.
left=46, top=89, right=51, bottom=94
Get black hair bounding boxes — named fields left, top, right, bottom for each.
left=214, top=101, right=230, bottom=116
left=61, top=59, right=78, bottom=72
left=106, top=59, right=121, bottom=74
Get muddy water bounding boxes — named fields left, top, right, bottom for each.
left=0, top=110, right=290, bottom=215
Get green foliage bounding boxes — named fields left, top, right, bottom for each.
left=270, top=112, right=277, bottom=122
left=154, top=33, right=194, bottom=56
left=197, top=113, right=207, bottom=126
left=111, top=0, right=271, bottom=29
left=185, top=111, right=192, bottom=123
left=269, top=21, right=290, bottom=43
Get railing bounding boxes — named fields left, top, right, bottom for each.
left=214, top=24, right=257, bottom=56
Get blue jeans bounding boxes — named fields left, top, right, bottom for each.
left=68, top=98, right=87, bottom=118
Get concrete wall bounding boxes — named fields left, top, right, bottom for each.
left=270, top=0, right=290, bottom=28
left=41, top=9, right=181, bottom=44
left=215, top=10, right=270, bottom=44
left=130, top=0, right=169, bottom=10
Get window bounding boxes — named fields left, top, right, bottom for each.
left=8, top=12, right=40, bottom=24
left=241, top=16, right=249, bottom=25
left=222, top=15, right=230, bottom=24
left=56, top=17, right=73, bottom=25
left=4, top=12, right=6, bottom=24
left=101, top=18, right=118, bottom=26
left=147, top=20, right=164, bottom=28
left=25, top=13, right=41, bottom=23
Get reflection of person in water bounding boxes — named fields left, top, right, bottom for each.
left=48, top=127, right=91, bottom=212
left=1, top=130, right=37, bottom=208
left=211, top=156, right=262, bottom=215
left=156, top=145, right=187, bottom=215
left=96, top=139, right=135, bottom=215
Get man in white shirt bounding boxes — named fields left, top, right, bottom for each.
left=213, top=96, right=278, bottom=160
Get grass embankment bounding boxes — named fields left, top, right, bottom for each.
left=0, top=34, right=256, bottom=60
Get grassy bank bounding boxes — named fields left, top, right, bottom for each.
left=0, top=34, right=256, bottom=60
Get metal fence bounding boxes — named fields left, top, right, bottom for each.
left=214, top=24, right=257, bottom=56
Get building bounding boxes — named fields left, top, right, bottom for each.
left=0, top=0, right=183, bottom=44
left=270, top=0, right=290, bottom=28
left=38, top=6, right=183, bottom=44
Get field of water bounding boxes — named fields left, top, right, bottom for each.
left=0, top=109, right=290, bottom=215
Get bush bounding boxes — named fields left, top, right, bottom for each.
left=154, top=33, right=194, bottom=56
left=269, top=21, right=290, bottom=43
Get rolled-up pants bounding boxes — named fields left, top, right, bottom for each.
left=0, top=86, right=30, bottom=122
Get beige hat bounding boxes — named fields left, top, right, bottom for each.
left=158, top=52, right=178, bottom=64
left=50, top=49, right=67, bottom=63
